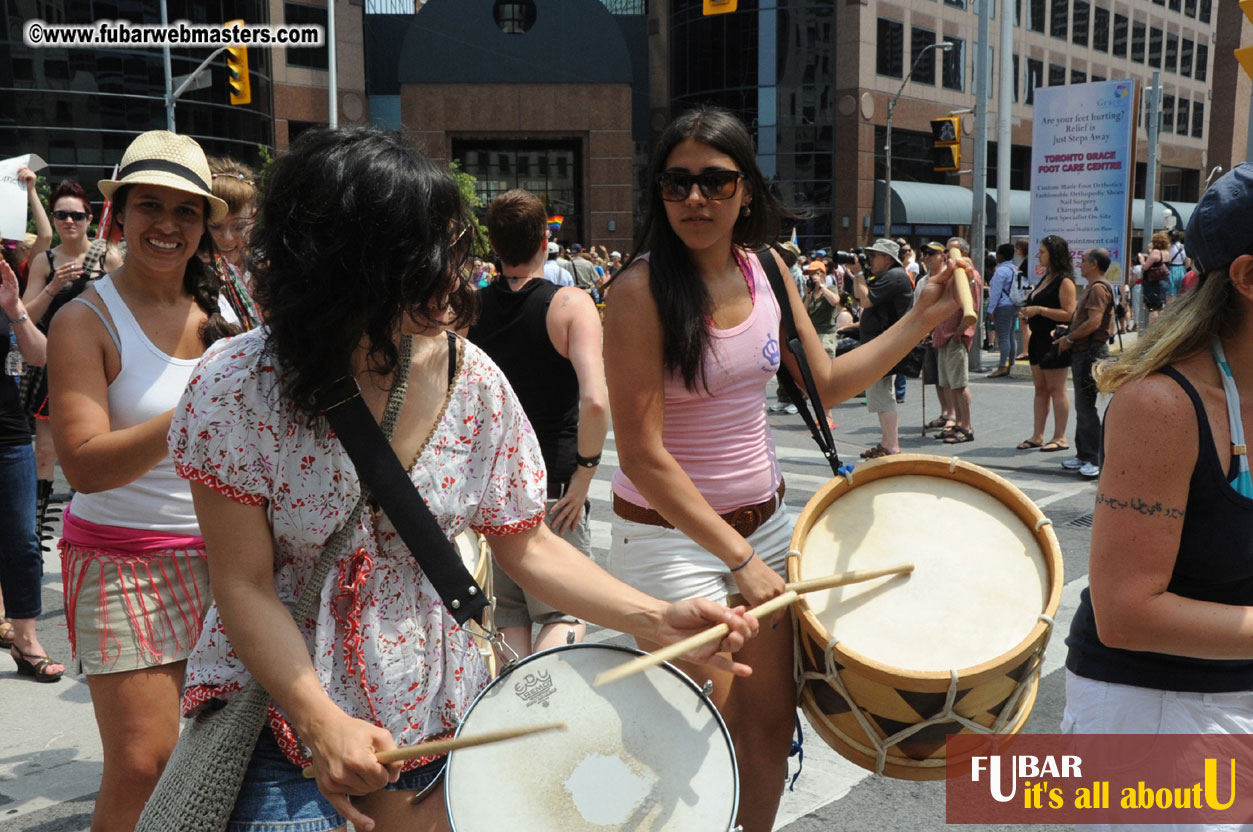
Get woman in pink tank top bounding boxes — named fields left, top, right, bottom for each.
left=604, top=106, right=962, bottom=831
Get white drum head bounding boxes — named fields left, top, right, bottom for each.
left=445, top=644, right=738, bottom=831
left=801, top=475, right=1049, bottom=672
left=454, top=531, right=480, bottom=576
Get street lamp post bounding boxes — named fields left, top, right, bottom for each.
left=883, top=41, right=954, bottom=238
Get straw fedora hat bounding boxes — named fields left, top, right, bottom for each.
left=99, top=131, right=229, bottom=222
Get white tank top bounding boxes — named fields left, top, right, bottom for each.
left=71, top=276, right=235, bottom=534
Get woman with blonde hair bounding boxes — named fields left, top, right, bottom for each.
left=1064, top=167, right=1253, bottom=811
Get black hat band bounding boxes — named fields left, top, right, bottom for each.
left=117, top=159, right=211, bottom=193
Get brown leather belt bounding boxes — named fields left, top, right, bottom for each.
left=612, top=480, right=785, bottom=539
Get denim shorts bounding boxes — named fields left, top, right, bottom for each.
left=227, top=728, right=446, bottom=832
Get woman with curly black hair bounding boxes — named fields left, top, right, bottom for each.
left=167, top=126, right=757, bottom=832
left=1016, top=234, right=1077, bottom=452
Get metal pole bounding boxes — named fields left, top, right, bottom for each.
left=162, top=0, right=174, bottom=131
left=970, top=0, right=990, bottom=371
left=327, top=0, right=338, bottom=128
left=1142, top=72, right=1160, bottom=255
left=884, top=102, right=893, bottom=238
left=996, top=0, right=1012, bottom=246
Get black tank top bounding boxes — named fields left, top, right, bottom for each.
left=1065, top=366, right=1253, bottom=692
left=37, top=248, right=105, bottom=332
left=467, top=279, right=580, bottom=484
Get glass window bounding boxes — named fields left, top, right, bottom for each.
left=1051, top=0, right=1068, bottom=39
left=1071, top=68, right=1086, bottom=84
left=283, top=2, right=328, bottom=71
left=1049, top=63, right=1066, bottom=86
left=1026, top=57, right=1044, bottom=104
left=1029, top=0, right=1047, bottom=32
left=877, top=18, right=905, bottom=78
left=942, top=36, right=965, bottom=91
left=944, top=0, right=967, bottom=8
left=1196, top=42, right=1207, bottom=81
left=1073, top=0, right=1089, bottom=46
left=1167, top=0, right=1180, bottom=11
left=1013, top=53, right=1020, bottom=102
left=1092, top=7, right=1109, bottom=51
left=1151, top=0, right=1163, bottom=5
left=911, top=27, right=937, bottom=85
left=1192, top=100, right=1204, bottom=138
left=1176, top=99, right=1189, bottom=136
left=1149, top=28, right=1163, bottom=68
left=1092, top=73, right=1105, bottom=82
left=1131, top=20, right=1146, bottom=63
left=1184, top=0, right=1196, bottom=14
left=1199, top=0, right=1210, bottom=23
left=1165, top=33, right=1178, bottom=74
left=1161, top=94, right=1175, bottom=134
left=1016, top=0, right=1022, bottom=26
left=1112, top=14, right=1128, bottom=58
left=1180, top=38, right=1193, bottom=77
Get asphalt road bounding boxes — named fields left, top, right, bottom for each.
left=1, top=351, right=1095, bottom=831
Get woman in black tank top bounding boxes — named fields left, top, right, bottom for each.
left=1062, top=167, right=1253, bottom=799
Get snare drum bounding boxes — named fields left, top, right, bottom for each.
left=454, top=530, right=497, bottom=677
left=445, top=643, right=739, bottom=831
left=788, top=454, right=1063, bottom=780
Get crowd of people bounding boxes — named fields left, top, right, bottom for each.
left=0, top=111, right=1248, bottom=832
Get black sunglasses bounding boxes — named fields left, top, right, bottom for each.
left=658, top=169, right=744, bottom=202
left=52, top=210, right=89, bottom=222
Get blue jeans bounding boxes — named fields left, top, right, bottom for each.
left=0, top=442, right=42, bottom=619
left=993, top=305, right=1018, bottom=367
left=1070, top=344, right=1108, bottom=465
left=894, top=373, right=906, bottom=400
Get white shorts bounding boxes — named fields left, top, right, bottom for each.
left=1062, top=670, right=1253, bottom=832
left=607, top=501, right=792, bottom=605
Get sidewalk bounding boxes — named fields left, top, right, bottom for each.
left=981, top=328, right=1136, bottom=380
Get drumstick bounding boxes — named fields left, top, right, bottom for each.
left=592, top=562, right=914, bottom=688
left=300, top=722, right=567, bottom=778
left=949, top=245, right=978, bottom=329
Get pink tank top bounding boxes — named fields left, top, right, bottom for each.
left=612, top=249, right=783, bottom=514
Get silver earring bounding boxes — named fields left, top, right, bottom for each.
left=741, top=204, right=752, bottom=217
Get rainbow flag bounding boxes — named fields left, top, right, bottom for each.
left=547, top=215, right=564, bottom=234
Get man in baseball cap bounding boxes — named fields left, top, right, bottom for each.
left=852, top=238, right=913, bottom=457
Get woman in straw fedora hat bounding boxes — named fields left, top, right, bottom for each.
left=45, top=129, right=241, bottom=830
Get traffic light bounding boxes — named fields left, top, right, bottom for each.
left=1238, top=1, right=1253, bottom=79
left=930, top=116, right=961, bottom=173
left=225, top=19, right=250, bottom=106
left=703, top=0, right=737, bottom=14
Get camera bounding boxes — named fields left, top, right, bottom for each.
left=835, top=248, right=868, bottom=271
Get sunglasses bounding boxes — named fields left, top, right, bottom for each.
left=52, top=210, right=89, bottom=222
left=658, top=169, right=744, bottom=202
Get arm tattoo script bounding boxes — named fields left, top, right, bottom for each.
left=1095, top=492, right=1186, bottom=519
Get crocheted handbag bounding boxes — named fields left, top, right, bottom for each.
left=134, top=340, right=414, bottom=832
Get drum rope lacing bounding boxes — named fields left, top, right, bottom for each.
left=789, top=547, right=1058, bottom=776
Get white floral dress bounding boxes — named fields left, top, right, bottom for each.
left=168, top=328, right=546, bottom=769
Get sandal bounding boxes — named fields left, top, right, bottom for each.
left=1040, top=439, right=1069, bottom=452
left=11, top=648, right=64, bottom=683
left=1016, top=439, right=1043, bottom=450
left=0, top=619, right=13, bottom=650
left=943, top=427, right=975, bottom=444
left=936, top=427, right=961, bottom=440
left=863, top=445, right=896, bottom=459
left=925, top=417, right=952, bottom=429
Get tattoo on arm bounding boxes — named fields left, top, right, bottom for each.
left=1095, top=492, right=1185, bottom=519
left=560, top=294, right=571, bottom=308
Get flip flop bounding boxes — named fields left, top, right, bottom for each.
left=1040, top=440, right=1069, bottom=452
left=1016, top=439, right=1043, bottom=450
left=0, top=619, right=12, bottom=650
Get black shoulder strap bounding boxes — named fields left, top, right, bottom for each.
left=315, top=371, right=487, bottom=626
left=755, top=247, right=842, bottom=475
left=447, top=330, right=458, bottom=385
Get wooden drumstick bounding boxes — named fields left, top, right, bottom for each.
left=949, top=245, right=978, bottom=329
left=300, top=721, right=567, bottom=778
left=592, top=562, right=914, bottom=688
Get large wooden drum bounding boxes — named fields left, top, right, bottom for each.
left=788, top=454, right=1063, bottom=780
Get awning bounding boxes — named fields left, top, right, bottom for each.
left=874, top=180, right=977, bottom=234
left=985, top=188, right=1032, bottom=228
left=1161, top=200, right=1197, bottom=230
left=1130, top=199, right=1170, bottom=232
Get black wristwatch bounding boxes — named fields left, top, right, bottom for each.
left=575, top=452, right=601, bottom=469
